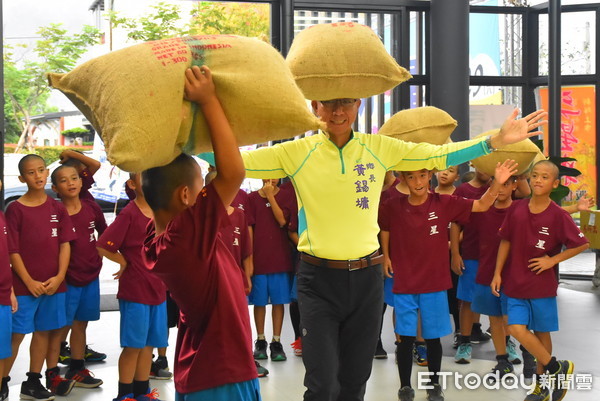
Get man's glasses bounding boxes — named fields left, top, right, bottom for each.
left=319, top=98, right=358, bottom=109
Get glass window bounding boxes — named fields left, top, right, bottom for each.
left=469, top=85, right=522, bottom=110
left=410, top=11, right=427, bottom=75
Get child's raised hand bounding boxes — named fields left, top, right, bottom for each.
left=577, top=195, right=596, bottom=212
left=493, top=159, right=518, bottom=185
left=262, top=181, right=275, bottom=197
left=184, top=65, right=216, bottom=106
left=59, top=149, right=73, bottom=164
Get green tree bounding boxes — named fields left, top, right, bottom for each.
left=4, top=23, right=101, bottom=150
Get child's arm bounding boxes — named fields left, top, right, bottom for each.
left=561, top=195, right=596, bottom=214
left=10, top=287, right=18, bottom=313
left=450, top=223, right=464, bottom=276
left=514, top=173, right=531, bottom=199
left=184, top=65, right=245, bottom=207
left=491, top=239, right=511, bottom=297
left=60, top=150, right=101, bottom=175
left=97, top=247, right=128, bottom=279
left=379, top=230, right=393, bottom=278
left=288, top=231, right=299, bottom=246
left=10, top=253, right=46, bottom=297
left=263, top=182, right=287, bottom=227
left=43, top=242, right=70, bottom=295
left=528, top=243, right=589, bottom=275
left=242, top=255, right=253, bottom=295
left=472, top=159, right=518, bottom=212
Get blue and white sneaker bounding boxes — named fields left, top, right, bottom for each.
left=507, top=338, right=522, bottom=365
left=454, top=342, right=472, bottom=364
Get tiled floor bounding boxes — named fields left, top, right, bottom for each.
left=6, top=283, right=600, bottom=401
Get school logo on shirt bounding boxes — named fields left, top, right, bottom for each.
left=428, top=212, right=438, bottom=221
left=50, top=214, right=59, bottom=223
left=51, top=228, right=58, bottom=238
left=539, top=227, right=550, bottom=236
left=535, top=239, right=546, bottom=250
left=430, top=225, right=439, bottom=236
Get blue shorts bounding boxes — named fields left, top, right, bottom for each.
left=249, top=273, right=292, bottom=306
left=65, top=279, right=100, bottom=325
left=176, top=379, right=261, bottom=401
left=506, top=296, right=559, bottom=333
left=393, top=291, right=453, bottom=339
left=471, top=283, right=508, bottom=317
left=12, top=293, right=66, bottom=334
left=0, top=304, right=12, bottom=359
left=119, top=300, right=168, bottom=349
left=384, top=277, right=394, bottom=306
left=457, top=259, right=479, bottom=302
left=290, top=274, right=298, bottom=302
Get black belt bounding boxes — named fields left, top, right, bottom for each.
left=300, top=250, right=383, bottom=271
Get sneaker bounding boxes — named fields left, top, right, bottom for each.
left=507, top=339, right=522, bottom=365
left=488, top=357, right=514, bottom=383
left=253, top=339, right=268, bottom=360
left=374, top=339, right=388, bottom=359
left=269, top=341, right=287, bottom=361
left=426, top=383, right=445, bottom=401
left=454, top=342, right=472, bottom=364
left=1, top=376, right=10, bottom=401
left=153, top=356, right=169, bottom=371
left=113, top=394, right=136, bottom=401
left=470, top=323, right=491, bottom=343
left=135, top=388, right=162, bottom=401
left=65, top=368, right=103, bottom=388
left=45, top=370, right=75, bottom=396
left=149, top=361, right=173, bottom=380
left=549, top=360, right=574, bottom=401
left=412, top=343, right=428, bottom=366
left=452, top=332, right=460, bottom=349
left=20, top=379, right=55, bottom=401
left=58, top=342, right=71, bottom=365
left=522, top=347, right=537, bottom=384
left=255, top=360, right=269, bottom=378
left=524, top=381, right=550, bottom=401
left=397, top=386, right=415, bottom=401
left=84, top=345, right=107, bottom=362
left=290, top=337, right=303, bottom=357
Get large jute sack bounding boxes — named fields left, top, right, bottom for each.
left=286, top=22, right=412, bottom=100
left=471, top=130, right=540, bottom=175
left=378, top=106, right=457, bottom=145
left=48, top=35, right=323, bottom=172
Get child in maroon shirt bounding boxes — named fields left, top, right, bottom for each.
left=142, top=66, right=257, bottom=400
left=492, top=160, right=589, bottom=401
left=6, top=154, right=77, bottom=399
left=97, top=173, right=167, bottom=401
left=51, top=165, right=107, bottom=389
left=59, top=149, right=101, bottom=204
left=246, top=179, right=294, bottom=362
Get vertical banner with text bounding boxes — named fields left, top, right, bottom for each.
left=537, top=86, right=597, bottom=204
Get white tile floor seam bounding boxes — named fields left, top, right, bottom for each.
left=6, top=285, right=600, bottom=401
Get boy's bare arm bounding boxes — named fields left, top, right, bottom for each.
left=10, top=287, right=18, bottom=313
left=491, top=239, right=511, bottom=296
left=10, top=253, right=46, bottom=297
left=514, top=173, right=531, bottom=199
left=472, top=159, right=518, bottom=212
left=288, top=230, right=299, bottom=246
left=184, top=65, right=244, bottom=208
left=561, top=195, right=596, bottom=214
left=263, top=183, right=287, bottom=227
left=97, top=247, right=128, bottom=279
left=242, top=255, right=253, bottom=295
left=449, top=223, right=464, bottom=275
left=44, top=242, right=70, bottom=295
left=528, top=243, right=589, bottom=274
left=60, top=149, right=101, bottom=175
left=379, top=230, right=393, bottom=278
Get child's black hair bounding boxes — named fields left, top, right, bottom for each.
left=17, top=154, right=45, bottom=175
left=532, top=160, right=559, bottom=180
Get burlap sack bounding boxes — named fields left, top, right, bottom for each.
left=286, top=22, right=412, bottom=100
left=378, top=106, right=457, bottom=145
left=48, top=35, right=323, bottom=172
left=471, top=130, right=540, bottom=176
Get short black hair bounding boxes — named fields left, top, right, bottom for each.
left=62, top=158, right=84, bottom=169
left=142, top=153, right=200, bottom=211
left=18, top=154, right=45, bottom=175
left=50, top=165, right=79, bottom=186
left=532, top=160, right=559, bottom=180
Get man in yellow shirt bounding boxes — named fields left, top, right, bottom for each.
left=241, top=98, right=545, bottom=401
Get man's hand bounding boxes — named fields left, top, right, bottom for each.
left=451, top=253, right=464, bottom=276
left=577, top=195, right=596, bottom=212
left=490, top=274, right=502, bottom=297
left=493, top=159, right=519, bottom=185
left=26, top=279, right=46, bottom=298
left=43, top=276, right=63, bottom=295
left=528, top=254, right=555, bottom=274
left=184, top=65, right=217, bottom=107
left=491, top=109, right=548, bottom=149
left=113, top=264, right=127, bottom=280
left=383, top=257, right=394, bottom=278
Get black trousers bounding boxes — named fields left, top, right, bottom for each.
left=297, top=259, right=383, bottom=401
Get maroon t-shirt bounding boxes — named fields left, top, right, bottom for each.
left=0, top=212, right=12, bottom=305
left=246, top=190, right=293, bottom=275
left=472, top=204, right=513, bottom=286
left=380, top=183, right=408, bottom=204
left=378, top=193, right=473, bottom=294
left=231, top=189, right=249, bottom=212
left=498, top=199, right=588, bottom=299
left=6, top=197, right=76, bottom=296
left=454, top=182, right=489, bottom=260
left=222, top=208, right=252, bottom=267
left=79, top=168, right=96, bottom=203
left=98, top=201, right=166, bottom=305
left=67, top=200, right=108, bottom=286
left=143, top=183, right=256, bottom=394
